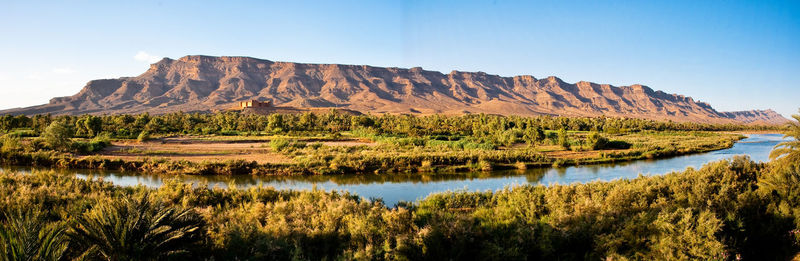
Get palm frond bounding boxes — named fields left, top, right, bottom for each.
left=0, top=210, right=68, bottom=261
left=68, top=193, right=205, bottom=260
left=770, top=111, right=800, bottom=161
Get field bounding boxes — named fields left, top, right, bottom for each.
left=0, top=112, right=768, bottom=175
left=3, top=128, right=742, bottom=175
left=98, top=132, right=733, bottom=162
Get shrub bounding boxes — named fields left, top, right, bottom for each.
left=514, top=161, right=527, bottom=170
left=588, top=132, right=609, bottom=150
left=468, top=159, right=492, bottom=171
left=41, top=121, right=72, bottom=151
left=0, top=210, right=68, bottom=261
left=605, top=140, right=632, bottom=149
left=137, top=130, right=151, bottom=143
left=69, top=195, right=205, bottom=260
left=219, top=130, right=239, bottom=136
left=557, top=128, right=570, bottom=150
left=7, top=129, right=37, bottom=138
left=269, top=138, right=290, bottom=151
left=0, top=135, right=21, bottom=153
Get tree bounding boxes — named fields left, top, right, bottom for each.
left=0, top=135, right=21, bottom=153
left=769, top=110, right=800, bottom=163
left=84, top=115, right=103, bottom=137
left=587, top=131, right=608, bottom=150
left=267, top=114, right=285, bottom=133
left=761, top=109, right=800, bottom=241
left=41, top=121, right=72, bottom=151
left=497, top=129, right=520, bottom=147
left=523, top=126, right=544, bottom=146
left=0, top=210, right=68, bottom=261
left=69, top=195, right=205, bottom=260
left=557, top=128, right=570, bottom=150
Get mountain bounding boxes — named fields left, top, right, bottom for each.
left=0, top=55, right=790, bottom=124
left=721, top=109, right=790, bottom=125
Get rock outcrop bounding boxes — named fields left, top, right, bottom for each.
left=721, top=109, right=790, bottom=125
left=0, top=55, right=789, bottom=124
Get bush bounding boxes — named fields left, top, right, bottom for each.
left=69, top=195, right=205, bottom=260
left=269, top=138, right=290, bottom=151
left=137, top=130, right=151, bottom=143
left=41, top=121, right=72, bottom=151
left=588, top=132, right=609, bottom=150
left=7, top=129, right=37, bottom=138
left=0, top=210, right=68, bottom=261
left=0, top=156, right=798, bottom=260
left=557, top=128, right=570, bottom=150
left=605, top=140, right=632, bottom=149
left=0, top=135, right=21, bottom=153
left=219, top=130, right=239, bottom=136
left=71, top=140, right=109, bottom=154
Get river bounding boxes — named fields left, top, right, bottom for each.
left=0, top=134, right=789, bottom=206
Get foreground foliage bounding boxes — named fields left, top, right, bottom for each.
left=0, top=210, right=68, bottom=261
left=0, top=154, right=798, bottom=260
left=69, top=195, right=205, bottom=260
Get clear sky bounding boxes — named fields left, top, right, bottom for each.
left=1, top=0, right=798, bottom=117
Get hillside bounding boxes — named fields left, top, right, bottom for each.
left=0, top=55, right=789, bottom=124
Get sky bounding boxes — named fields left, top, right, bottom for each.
left=0, top=0, right=798, bottom=118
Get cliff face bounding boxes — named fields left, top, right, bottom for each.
left=1, top=55, right=790, bottom=124
left=721, top=109, right=790, bottom=125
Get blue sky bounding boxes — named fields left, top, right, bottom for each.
left=1, top=0, right=798, bottom=117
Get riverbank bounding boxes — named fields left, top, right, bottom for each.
left=0, top=131, right=743, bottom=176
left=5, top=134, right=782, bottom=206
left=1, top=154, right=798, bottom=260
left=723, top=130, right=788, bottom=135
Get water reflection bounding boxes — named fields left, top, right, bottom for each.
left=1, top=134, right=788, bottom=206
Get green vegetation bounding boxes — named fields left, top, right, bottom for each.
left=0, top=153, right=798, bottom=259
left=0, top=110, right=795, bottom=259
left=0, top=111, right=781, bottom=140
left=0, top=112, right=753, bottom=176
left=0, top=210, right=68, bottom=261
left=587, top=131, right=608, bottom=149
left=41, top=121, right=72, bottom=152
left=136, top=130, right=151, bottom=143
left=770, top=110, right=800, bottom=163
left=69, top=195, right=205, bottom=260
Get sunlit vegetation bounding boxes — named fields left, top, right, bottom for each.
left=0, top=111, right=796, bottom=260
left=0, top=111, right=779, bottom=141
left=770, top=110, right=800, bottom=163
left=0, top=153, right=798, bottom=259
left=0, top=112, right=756, bottom=176
left=69, top=195, right=205, bottom=260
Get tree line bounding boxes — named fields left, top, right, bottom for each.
left=0, top=111, right=781, bottom=140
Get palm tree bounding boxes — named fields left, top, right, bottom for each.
left=69, top=194, right=205, bottom=260
left=0, top=210, right=68, bottom=261
left=770, top=110, right=800, bottom=163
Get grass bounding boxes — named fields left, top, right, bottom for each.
left=117, top=148, right=237, bottom=156
left=0, top=129, right=744, bottom=176
left=0, top=154, right=798, bottom=259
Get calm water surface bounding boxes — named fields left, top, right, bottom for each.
left=1, top=134, right=788, bottom=206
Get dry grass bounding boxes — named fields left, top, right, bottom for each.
left=89, top=137, right=375, bottom=164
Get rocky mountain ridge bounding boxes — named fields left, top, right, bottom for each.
left=0, top=55, right=790, bottom=124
